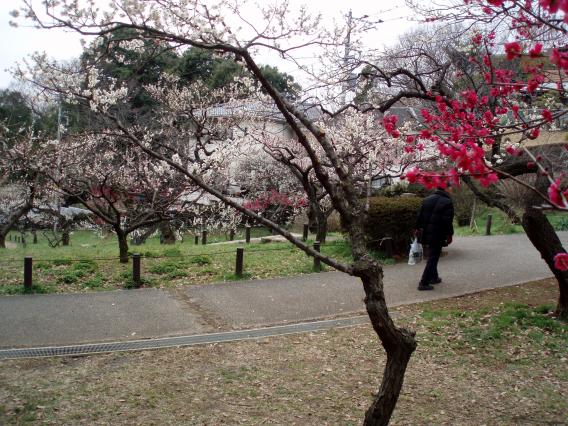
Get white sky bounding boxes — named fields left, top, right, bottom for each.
left=0, top=0, right=418, bottom=89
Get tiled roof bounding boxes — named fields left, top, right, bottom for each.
left=205, top=101, right=321, bottom=122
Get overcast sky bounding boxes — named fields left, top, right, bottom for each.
left=0, top=0, right=417, bottom=89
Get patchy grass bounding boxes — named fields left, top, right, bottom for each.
left=0, top=279, right=566, bottom=425
left=454, top=207, right=567, bottom=236
left=0, top=230, right=357, bottom=294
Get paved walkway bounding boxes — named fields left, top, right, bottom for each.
left=1, top=232, right=566, bottom=349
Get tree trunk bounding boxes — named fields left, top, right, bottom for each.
left=307, top=201, right=328, bottom=243
left=354, top=260, right=417, bottom=425
left=117, top=231, right=129, bottom=263
left=159, top=221, right=176, bottom=245
left=62, top=230, right=70, bottom=246
left=315, top=210, right=328, bottom=244
left=522, top=207, right=568, bottom=319
left=132, top=223, right=159, bottom=245
left=0, top=200, right=34, bottom=249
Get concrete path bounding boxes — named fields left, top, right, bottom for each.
left=188, top=232, right=568, bottom=328
left=0, top=232, right=566, bottom=348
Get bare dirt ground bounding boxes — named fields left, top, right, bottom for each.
left=0, top=278, right=566, bottom=425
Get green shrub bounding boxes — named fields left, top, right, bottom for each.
left=554, top=216, right=568, bottom=231
left=163, top=248, right=182, bottom=257
left=74, top=260, right=97, bottom=274
left=189, top=255, right=211, bottom=266
left=149, top=261, right=187, bottom=275
left=58, top=270, right=84, bottom=284
left=451, top=187, right=476, bottom=227
left=364, top=196, right=422, bottom=256
left=35, top=262, right=51, bottom=270
left=52, top=259, right=72, bottom=266
left=83, top=274, right=104, bottom=289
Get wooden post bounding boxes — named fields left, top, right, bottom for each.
left=194, top=235, right=199, bottom=245
left=229, top=229, right=235, bottom=241
left=235, top=247, right=244, bottom=277
left=303, top=223, right=309, bottom=242
left=132, top=253, right=141, bottom=288
left=245, top=226, right=251, bottom=244
left=486, top=214, right=493, bottom=236
left=24, top=257, right=32, bottom=291
left=313, top=241, right=321, bottom=272
left=202, top=230, right=207, bottom=245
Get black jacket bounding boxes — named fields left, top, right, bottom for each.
left=416, top=189, right=454, bottom=245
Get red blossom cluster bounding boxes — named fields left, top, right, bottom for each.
left=504, top=41, right=522, bottom=60
left=479, top=0, right=568, bottom=23
left=551, top=48, right=568, bottom=71
left=243, top=189, right=307, bottom=212
left=383, top=115, right=400, bottom=138
left=548, top=177, right=568, bottom=208
left=539, top=0, right=568, bottom=21
left=396, top=91, right=503, bottom=189
left=554, top=252, right=568, bottom=270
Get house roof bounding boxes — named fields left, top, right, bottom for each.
left=205, top=101, right=322, bottom=123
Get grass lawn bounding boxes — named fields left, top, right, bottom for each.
left=454, top=206, right=568, bottom=236
left=1, top=208, right=566, bottom=294
left=0, top=278, right=566, bottom=424
left=0, top=229, right=356, bottom=294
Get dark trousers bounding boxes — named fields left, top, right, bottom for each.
left=420, top=243, right=442, bottom=285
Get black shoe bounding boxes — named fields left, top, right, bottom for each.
left=430, top=277, right=442, bottom=284
left=418, top=284, right=434, bottom=291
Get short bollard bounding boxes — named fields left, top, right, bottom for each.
left=194, top=235, right=199, bottom=245
left=132, top=253, right=141, bottom=288
left=313, top=241, right=321, bottom=272
left=202, top=230, right=207, bottom=245
left=303, top=223, right=309, bottom=242
left=245, top=226, right=251, bottom=244
left=486, top=214, right=493, bottom=236
left=235, top=247, right=244, bottom=277
left=24, top=257, right=33, bottom=291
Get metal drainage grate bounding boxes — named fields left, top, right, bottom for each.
left=0, top=316, right=369, bottom=360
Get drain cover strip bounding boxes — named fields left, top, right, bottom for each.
left=0, top=316, right=368, bottom=360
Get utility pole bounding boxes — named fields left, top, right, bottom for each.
left=57, top=97, right=62, bottom=142
left=341, top=9, right=353, bottom=106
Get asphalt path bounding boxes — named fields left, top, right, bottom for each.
left=0, top=232, right=566, bottom=349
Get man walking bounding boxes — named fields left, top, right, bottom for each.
left=416, top=187, right=454, bottom=291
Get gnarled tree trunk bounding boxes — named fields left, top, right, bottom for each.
left=132, top=223, right=159, bottom=245
left=116, top=230, right=129, bottom=263
left=62, top=230, right=70, bottom=246
left=159, top=220, right=176, bottom=245
left=354, top=259, right=417, bottom=425
left=520, top=174, right=568, bottom=319
left=0, top=199, right=34, bottom=248
left=522, top=206, right=568, bottom=319
left=307, top=201, right=329, bottom=243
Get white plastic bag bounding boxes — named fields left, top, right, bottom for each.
left=408, top=237, right=423, bottom=265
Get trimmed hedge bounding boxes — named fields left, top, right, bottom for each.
left=364, top=196, right=422, bottom=256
